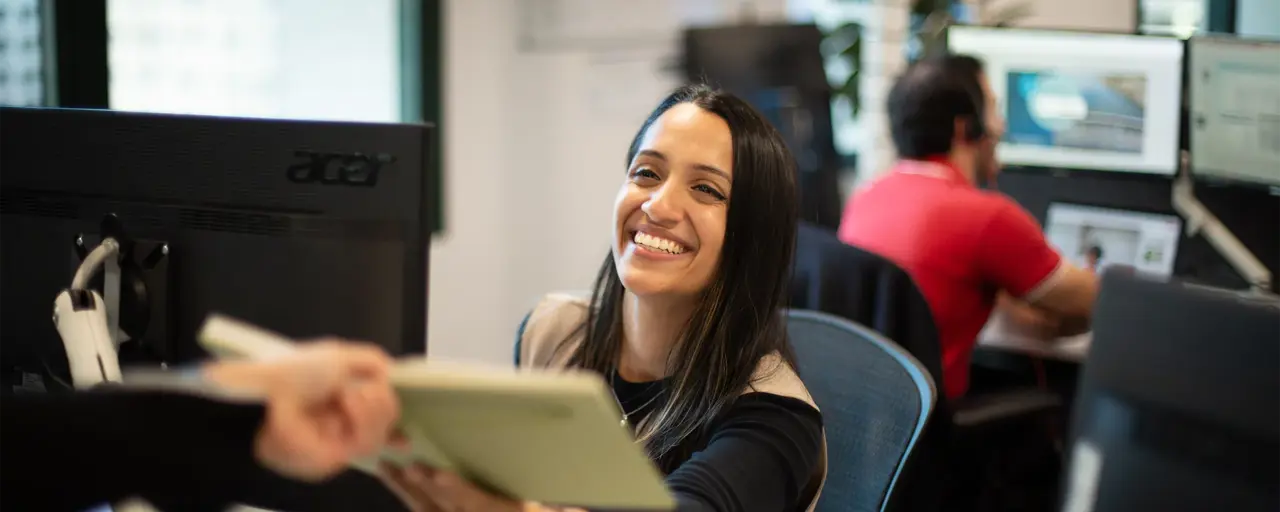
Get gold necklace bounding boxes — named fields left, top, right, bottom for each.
left=609, top=369, right=663, bottom=428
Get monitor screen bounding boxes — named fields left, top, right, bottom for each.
left=948, top=26, right=1184, bottom=175
left=1189, top=36, right=1280, bottom=187
left=1045, top=203, right=1182, bottom=278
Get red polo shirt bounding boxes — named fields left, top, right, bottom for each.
left=838, top=159, right=1062, bottom=399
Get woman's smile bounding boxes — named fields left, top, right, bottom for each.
left=627, top=228, right=694, bottom=262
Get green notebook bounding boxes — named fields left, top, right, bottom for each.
left=198, top=314, right=675, bottom=511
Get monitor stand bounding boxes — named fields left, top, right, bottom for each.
left=1173, top=151, right=1274, bottom=293
left=70, top=214, right=174, bottom=369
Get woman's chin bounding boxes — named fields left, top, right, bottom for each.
left=619, top=275, right=666, bottom=297
left=618, top=268, right=679, bottom=298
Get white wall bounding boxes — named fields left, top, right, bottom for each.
left=430, top=0, right=787, bottom=363
left=1004, top=0, right=1136, bottom=32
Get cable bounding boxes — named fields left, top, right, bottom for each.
left=71, top=238, right=120, bottom=291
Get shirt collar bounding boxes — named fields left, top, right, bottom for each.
left=893, top=157, right=972, bottom=187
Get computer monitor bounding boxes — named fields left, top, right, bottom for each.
left=683, top=23, right=844, bottom=230
left=0, top=107, right=434, bottom=392
left=1044, top=203, right=1182, bottom=278
left=947, top=26, right=1184, bottom=175
left=1188, top=35, right=1280, bottom=188
left=1063, top=272, right=1279, bottom=511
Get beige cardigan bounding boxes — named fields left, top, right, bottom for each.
left=517, top=292, right=828, bottom=511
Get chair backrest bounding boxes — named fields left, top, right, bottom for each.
left=790, top=222, right=944, bottom=388
left=787, top=309, right=937, bottom=512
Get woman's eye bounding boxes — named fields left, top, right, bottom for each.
left=694, top=184, right=726, bottom=201
left=630, top=168, right=659, bottom=181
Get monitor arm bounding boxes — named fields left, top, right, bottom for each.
left=54, top=238, right=125, bottom=388
left=1172, top=156, right=1273, bottom=293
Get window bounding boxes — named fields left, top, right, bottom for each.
left=108, top=0, right=401, bottom=122
left=0, top=0, right=45, bottom=106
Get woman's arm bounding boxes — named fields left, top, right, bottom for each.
left=378, top=393, right=822, bottom=512
left=665, top=393, right=823, bottom=512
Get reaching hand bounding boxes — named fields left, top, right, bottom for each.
left=203, top=340, right=400, bottom=481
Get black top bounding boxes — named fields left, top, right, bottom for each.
left=611, top=373, right=825, bottom=512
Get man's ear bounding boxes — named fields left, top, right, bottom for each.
left=953, top=117, right=970, bottom=142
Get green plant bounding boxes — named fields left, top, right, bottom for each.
left=822, top=20, right=864, bottom=117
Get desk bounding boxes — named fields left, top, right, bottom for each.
left=978, top=313, right=1091, bottom=363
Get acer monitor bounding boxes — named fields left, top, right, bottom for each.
left=0, top=106, right=433, bottom=381
left=1188, top=35, right=1280, bottom=188
left=947, top=26, right=1184, bottom=176
left=0, top=106, right=431, bottom=509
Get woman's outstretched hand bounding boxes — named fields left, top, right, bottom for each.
left=203, top=340, right=400, bottom=482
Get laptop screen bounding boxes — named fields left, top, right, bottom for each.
left=1044, top=203, right=1183, bottom=278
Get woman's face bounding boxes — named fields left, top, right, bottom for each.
left=613, top=103, right=733, bottom=300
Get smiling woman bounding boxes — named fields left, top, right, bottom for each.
left=613, top=102, right=734, bottom=300
left=382, top=84, right=827, bottom=512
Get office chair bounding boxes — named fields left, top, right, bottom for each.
left=787, top=309, right=937, bottom=512
left=790, top=222, right=1063, bottom=510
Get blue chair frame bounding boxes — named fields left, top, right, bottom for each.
left=787, top=309, right=937, bottom=512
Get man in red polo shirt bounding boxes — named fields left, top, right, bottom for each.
left=839, top=55, right=1097, bottom=400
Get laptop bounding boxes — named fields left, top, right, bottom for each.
left=1044, top=202, right=1183, bottom=279
left=980, top=203, right=1185, bottom=356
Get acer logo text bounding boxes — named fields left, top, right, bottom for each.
left=287, top=151, right=395, bottom=187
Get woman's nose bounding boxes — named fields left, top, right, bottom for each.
left=641, top=184, right=681, bottom=224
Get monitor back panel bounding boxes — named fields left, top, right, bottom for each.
left=1067, top=273, right=1280, bottom=511
left=0, top=108, right=435, bottom=381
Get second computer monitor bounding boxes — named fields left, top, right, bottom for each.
left=1045, top=203, right=1182, bottom=278
left=1189, top=35, right=1280, bottom=188
left=948, top=26, right=1184, bottom=175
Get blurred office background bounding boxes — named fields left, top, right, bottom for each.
left=1, top=0, right=1277, bottom=364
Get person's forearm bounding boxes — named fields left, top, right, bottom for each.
left=1053, top=314, right=1091, bottom=337
left=998, top=293, right=1089, bottom=338
left=0, top=389, right=265, bottom=511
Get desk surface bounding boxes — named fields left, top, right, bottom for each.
left=978, top=313, right=1091, bottom=362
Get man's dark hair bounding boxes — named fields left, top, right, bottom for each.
left=886, top=54, right=987, bottom=158
left=1088, top=246, right=1104, bottom=259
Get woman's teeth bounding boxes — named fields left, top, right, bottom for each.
left=634, top=232, right=686, bottom=254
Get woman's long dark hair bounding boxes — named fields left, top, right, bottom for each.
left=562, top=84, right=800, bottom=465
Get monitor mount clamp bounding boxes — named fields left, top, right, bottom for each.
left=55, top=215, right=171, bottom=388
